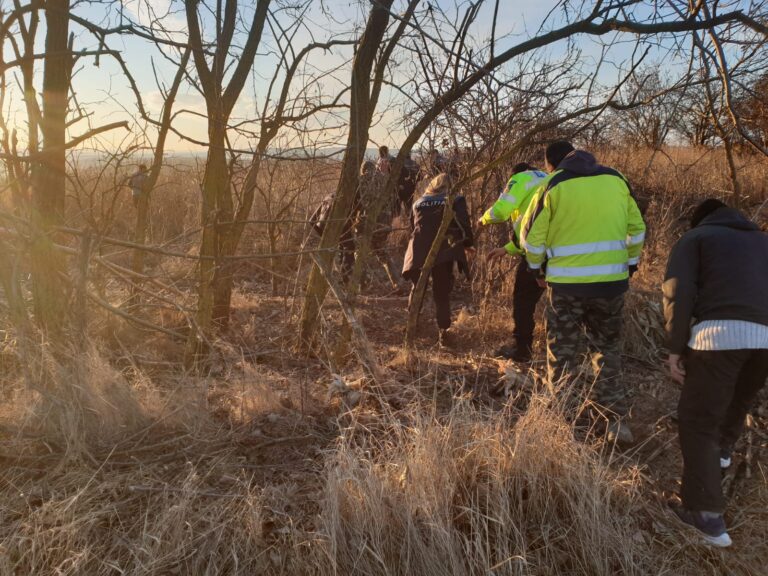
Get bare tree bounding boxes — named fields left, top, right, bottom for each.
left=129, top=48, right=191, bottom=288
left=673, top=81, right=717, bottom=147
left=182, top=0, right=272, bottom=361
left=297, top=0, right=420, bottom=348
left=28, top=0, right=73, bottom=335
left=613, top=68, right=680, bottom=150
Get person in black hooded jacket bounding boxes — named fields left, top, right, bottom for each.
left=663, top=198, right=768, bottom=548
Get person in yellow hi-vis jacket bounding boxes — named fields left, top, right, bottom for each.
left=480, top=162, right=547, bottom=361
left=520, top=141, right=646, bottom=444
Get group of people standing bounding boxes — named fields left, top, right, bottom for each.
left=309, top=144, right=464, bottom=286
left=394, top=139, right=768, bottom=549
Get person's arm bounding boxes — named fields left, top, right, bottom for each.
left=453, top=196, right=474, bottom=247
left=501, top=238, right=523, bottom=256
left=662, top=234, right=700, bottom=355
left=626, top=192, right=646, bottom=274
left=519, top=187, right=551, bottom=273
left=479, top=177, right=522, bottom=225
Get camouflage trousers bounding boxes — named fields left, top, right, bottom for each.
left=544, top=290, right=628, bottom=416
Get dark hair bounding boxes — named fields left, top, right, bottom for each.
left=139, top=164, right=148, bottom=171
left=512, top=162, right=531, bottom=174
left=690, top=198, right=727, bottom=228
left=545, top=140, right=575, bottom=169
left=360, top=160, right=376, bottom=177
left=379, top=145, right=389, bottom=156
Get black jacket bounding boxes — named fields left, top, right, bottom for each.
left=397, top=159, right=420, bottom=205
left=402, top=192, right=473, bottom=280
left=662, top=207, right=768, bottom=354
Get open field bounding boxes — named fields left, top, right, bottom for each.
left=0, top=147, right=766, bottom=575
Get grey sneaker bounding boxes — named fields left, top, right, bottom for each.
left=672, top=507, right=732, bottom=548
left=720, top=447, right=732, bottom=469
left=606, top=420, right=635, bottom=445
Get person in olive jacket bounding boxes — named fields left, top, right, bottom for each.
left=663, top=198, right=768, bottom=548
left=402, top=174, right=474, bottom=347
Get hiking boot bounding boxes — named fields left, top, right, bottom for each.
left=606, top=420, right=635, bottom=445
left=493, top=344, right=531, bottom=363
left=720, top=447, right=733, bottom=470
left=672, top=507, right=732, bottom=548
left=438, top=329, right=454, bottom=348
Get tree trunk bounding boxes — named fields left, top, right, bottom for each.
left=29, top=0, right=71, bottom=336
left=333, top=175, right=393, bottom=364
left=186, top=117, right=230, bottom=363
left=721, top=133, right=742, bottom=201
left=210, top=154, right=263, bottom=326
left=183, top=0, right=271, bottom=341
left=297, top=0, right=393, bottom=348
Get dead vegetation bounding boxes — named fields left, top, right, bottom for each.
left=0, top=147, right=766, bottom=575
left=321, top=396, right=650, bottom=575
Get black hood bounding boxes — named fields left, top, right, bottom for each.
left=556, top=150, right=599, bottom=175
left=698, top=206, right=759, bottom=232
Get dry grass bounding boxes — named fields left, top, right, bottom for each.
left=320, top=395, right=650, bottom=575
left=0, top=456, right=268, bottom=575
left=0, top=147, right=767, bottom=575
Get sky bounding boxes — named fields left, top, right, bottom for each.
left=1, top=0, right=727, bottom=155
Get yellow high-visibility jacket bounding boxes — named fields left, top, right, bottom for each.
left=479, top=169, right=547, bottom=255
left=520, top=151, right=645, bottom=285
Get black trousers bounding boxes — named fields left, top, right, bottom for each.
left=408, top=261, right=454, bottom=330
left=678, top=348, right=768, bottom=512
left=512, top=259, right=546, bottom=352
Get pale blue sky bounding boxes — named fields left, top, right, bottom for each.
left=2, top=0, right=725, bottom=153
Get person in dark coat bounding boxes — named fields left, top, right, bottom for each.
left=402, top=174, right=474, bottom=347
left=396, top=152, right=420, bottom=217
left=309, top=163, right=370, bottom=283
left=663, top=198, right=768, bottom=548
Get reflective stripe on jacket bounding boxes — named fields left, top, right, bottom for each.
left=479, top=170, right=547, bottom=255
left=520, top=151, right=645, bottom=285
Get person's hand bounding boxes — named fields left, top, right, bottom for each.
left=536, top=276, right=547, bottom=288
left=668, top=353, right=686, bottom=384
left=464, top=247, right=477, bottom=258
left=486, top=247, right=508, bottom=262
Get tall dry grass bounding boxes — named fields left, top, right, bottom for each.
left=319, top=395, right=651, bottom=576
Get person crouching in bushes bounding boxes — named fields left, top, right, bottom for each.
left=402, top=174, right=474, bottom=347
